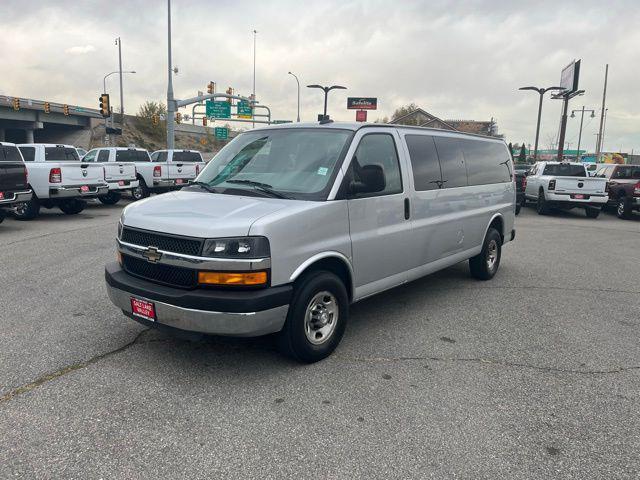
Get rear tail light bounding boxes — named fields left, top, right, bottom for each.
left=634, top=181, right=640, bottom=196
left=49, top=167, right=62, bottom=183
left=548, top=179, right=556, bottom=191
left=153, top=165, right=162, bottom=178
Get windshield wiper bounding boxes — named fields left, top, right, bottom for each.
left=188, top=181, right=220, bottom=194
left=226, top=179, right=292, bottom=199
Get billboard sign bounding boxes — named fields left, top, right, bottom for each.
left=560, top=60, right=581, bottom=94
left=206, top=100, right=231, bottom=119
left=347, top=97, right=377, bottom=110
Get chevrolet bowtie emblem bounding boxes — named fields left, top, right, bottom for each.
left=142, top=246, right=162, bottom=263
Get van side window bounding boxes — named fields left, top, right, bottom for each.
left=347, top=133, right=402, bottom=198
left=433, top=137, right=467, bottom=188
left=19, top=146, right=36, bottom=162
left=405, top=135, right=442, bottom=191
left=97, top=151, right=110, bottom=162
left=462, top=140, right=512, bottom=185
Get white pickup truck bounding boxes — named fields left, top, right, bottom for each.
left=94, top=147, right=199, bottom=200
left=16, top=143, right=108, bottom=219
left=81, top=148, right=139, bottom=205
left=525, top=161, right=608, bottom=218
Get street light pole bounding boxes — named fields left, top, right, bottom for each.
left=306, top=84, right=347, bottom=120
left=167, top=0, right=175, bottom=149
left=288, top=71, right=300, bottom=122
left=519, top=86, right=563, bottom=162
left=570, top=106, right=595, bottom=160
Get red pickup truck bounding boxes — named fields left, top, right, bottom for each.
left=594, top=164, right=640, bottom=219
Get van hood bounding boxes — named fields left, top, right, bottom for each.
left=121, top=190, right=291, bottom=238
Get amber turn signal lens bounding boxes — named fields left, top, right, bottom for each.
left=198, top=271, right=267, bottom=286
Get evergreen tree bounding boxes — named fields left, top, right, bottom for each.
left=518, top=143, right=527, bottom=163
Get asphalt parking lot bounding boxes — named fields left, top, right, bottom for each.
left=1, top=201, right=639, bottom=479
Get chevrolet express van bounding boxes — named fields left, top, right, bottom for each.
left=106, top=122, right=516, bottom=362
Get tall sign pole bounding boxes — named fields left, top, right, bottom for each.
left=116, top=38, right=124, bottom=122
left=556, top=96, right=570, bottom=161
left=595, top=64, right=608, bottom=162
left=166, top=0, right=175, bottom=149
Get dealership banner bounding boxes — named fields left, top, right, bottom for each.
left=347, top=97, right=377, bottom=110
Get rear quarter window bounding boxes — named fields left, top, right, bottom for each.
left=44, top=147, right=79, bottom=161
left=172, top=152, right=202, bottom=162
left=462, top=139, right=512, bottom=185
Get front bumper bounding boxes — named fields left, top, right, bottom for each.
left=105, top=262, right=291, bottom=337
left=0, top=189, right=32, bottom=206
left=50, top=184, right=109, bottom=199
left=107, top=179, right=139, bottom=191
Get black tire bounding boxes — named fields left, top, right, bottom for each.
left=616, top=197, right=632, bottom=219
left=58, top=199, right=85, bottom=215
left=98, top=191, right=122, bottom=205
left=277, top=271, right=349, bottom=363
left=536, top=190, right=550, bottom=215
left=14, top=197, right=40, bottom=220
left=131, top=178, right=150, bottom=201
left=515, top=203, right=522, bottom=216
left=469, top=227, right=502, bottom=281
left=585, top=207, right=601, bottom=219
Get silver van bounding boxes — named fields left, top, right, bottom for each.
left=106, top=122, right=516, bottom=362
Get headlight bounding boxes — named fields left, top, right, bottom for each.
left=201, top=236, right=270, bottom=259
left=117, top=219, right=123, bottom=239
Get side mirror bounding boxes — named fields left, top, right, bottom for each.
left=349, top=164, right=386, bottom=195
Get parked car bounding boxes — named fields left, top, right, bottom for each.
left=524, top=161, right=608, bottom=218
left=0, top=142, right=32, bottom=223
left=151, top=149, right=205, bottom=173
left=81, top=148, right=140, bottom=205
left=594, top=164, right=640, bottom=218
left=15, top=143, right=108, bottom=219
left=106, top=122, right=516, bottom=363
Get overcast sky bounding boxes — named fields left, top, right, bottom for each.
left=3, top=0, right=639, bottom=153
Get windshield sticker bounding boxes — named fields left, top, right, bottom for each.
left=317, top=167, right=328, bottom=176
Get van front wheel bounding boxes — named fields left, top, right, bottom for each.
left=277, top=271, right=348, bottom=363
left=469, top=227, right=502, bottom=280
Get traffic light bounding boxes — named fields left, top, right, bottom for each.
left=63, top=104, right=70, bottom=116
left=12, top=98, right=20, bottom=111
left=202, top=117, right=207, bottom=126
left=43, top=102, right=51, bottom=113
left=99, top=93, right=110, bottom=118
left=226, top=87, right=233, bottom=104
left=176, top=112, right=182, bottom=124
left=207, top=81, right=215, bottom=94
left=152, top=114, right=159, bottom=126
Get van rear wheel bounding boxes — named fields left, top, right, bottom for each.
left=277, top=271, right=348, bottom=363
left=469, top=227, right=502, bottom=280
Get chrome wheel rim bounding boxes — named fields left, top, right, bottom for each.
left=14, top=202, right=27, bottom=216
left=132, top=187, right=143, bottom=200
left=304, top=291, right=338, bottom=345
left=486, top=240, right=498, bottom=270
left=618, top=200, right=625, bottom=216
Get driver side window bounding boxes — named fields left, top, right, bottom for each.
left=346, top=133, right=403, bottom=198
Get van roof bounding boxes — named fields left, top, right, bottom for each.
left=250, top=121, right=505, bottom=142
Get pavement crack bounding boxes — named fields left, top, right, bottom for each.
left=339, top=355, right=640, bottom=375
left=0, top=328, right=149, bottom=405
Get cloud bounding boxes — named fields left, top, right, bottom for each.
left=65, top=45, right=96, bottom=55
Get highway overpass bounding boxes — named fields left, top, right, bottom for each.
left=0, top=95, right=102, bottom=143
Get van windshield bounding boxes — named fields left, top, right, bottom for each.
left=196, top=128, right=352, bottom=200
